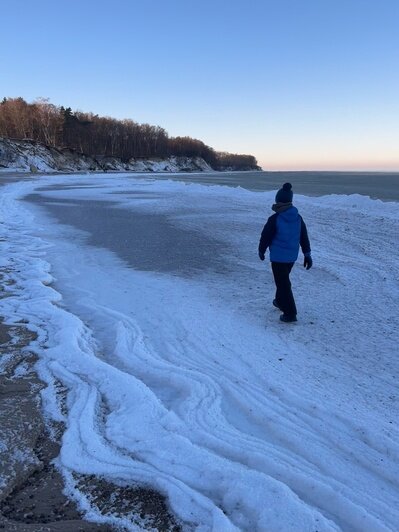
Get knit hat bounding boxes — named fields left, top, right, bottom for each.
left=275, top=182, right=293, bottom=203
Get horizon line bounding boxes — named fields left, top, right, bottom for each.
left=260, top=167, right=399, bottom=173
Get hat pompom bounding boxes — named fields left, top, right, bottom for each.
left=275, top=182, right=294, bottom=203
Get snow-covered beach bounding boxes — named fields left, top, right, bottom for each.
left=1, top=173, right=398, bottom=530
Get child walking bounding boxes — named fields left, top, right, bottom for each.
left=258, top=183, right=312, bottom=322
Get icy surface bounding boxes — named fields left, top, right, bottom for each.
left=1, top=174, right=399, bottom=531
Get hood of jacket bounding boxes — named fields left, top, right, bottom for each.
left=277, top=205, right=299, bottom=221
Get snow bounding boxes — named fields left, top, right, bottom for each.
left=0, top=174, right=398, bottom=531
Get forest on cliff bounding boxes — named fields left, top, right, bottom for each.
left=0, top=97, right=259, bottom=171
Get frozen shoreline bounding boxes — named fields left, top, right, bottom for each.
left=0, top=179, right=181, bottom=530
left=1, top=166, right=399, bottom=201
left=0, top=291, right=112, bottom=530
left=1, top=174, right=399, bottom=530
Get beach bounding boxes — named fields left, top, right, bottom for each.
left=1, top=171, right=398, bottom=530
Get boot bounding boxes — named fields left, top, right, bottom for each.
left=280, top=314, right=297, bottom=323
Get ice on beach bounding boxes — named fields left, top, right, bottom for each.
left=0, top=174, right=398, bottom=531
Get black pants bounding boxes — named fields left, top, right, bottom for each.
left=271, top=262, right=297, bottom=317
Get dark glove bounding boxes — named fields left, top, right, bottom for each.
left=303, top=255, right=312, bottom=270
left=259, top=251, right=265, bottom=261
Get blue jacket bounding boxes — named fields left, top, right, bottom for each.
left=259, top=206, right=311, bottom=263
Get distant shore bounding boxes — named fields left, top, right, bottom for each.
left=0, top=137, right=260, bottom=175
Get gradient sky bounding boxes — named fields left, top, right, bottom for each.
left=1, top=0, right=399, bottom=170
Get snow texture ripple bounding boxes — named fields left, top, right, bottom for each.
left=0, top=174, right=398, bottom=531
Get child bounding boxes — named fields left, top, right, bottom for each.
left=258, top=183, right=312, bottom=322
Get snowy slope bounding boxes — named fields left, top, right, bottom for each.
left=0, top=138, right=214, bottom=173
left=0, top=175, right=398, bottom=531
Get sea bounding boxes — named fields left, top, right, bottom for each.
left=1, top=171, right=399, bottom=201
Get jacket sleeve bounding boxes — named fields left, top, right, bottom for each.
left=258, top=214, right=277, bottom=255
left=299, top=217, right=311, bottom=256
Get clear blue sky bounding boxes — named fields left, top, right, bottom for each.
left=2, top=0, right=399, bottom=170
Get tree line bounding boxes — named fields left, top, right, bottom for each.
left=0, top=97, right=259, bottom=170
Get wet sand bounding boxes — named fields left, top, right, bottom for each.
left=0, top=316, right=111, bottom=531
left=0, top=284, right=180, bottom=531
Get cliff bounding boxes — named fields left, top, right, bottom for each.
left=0, top=138, right=214, bottom=174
